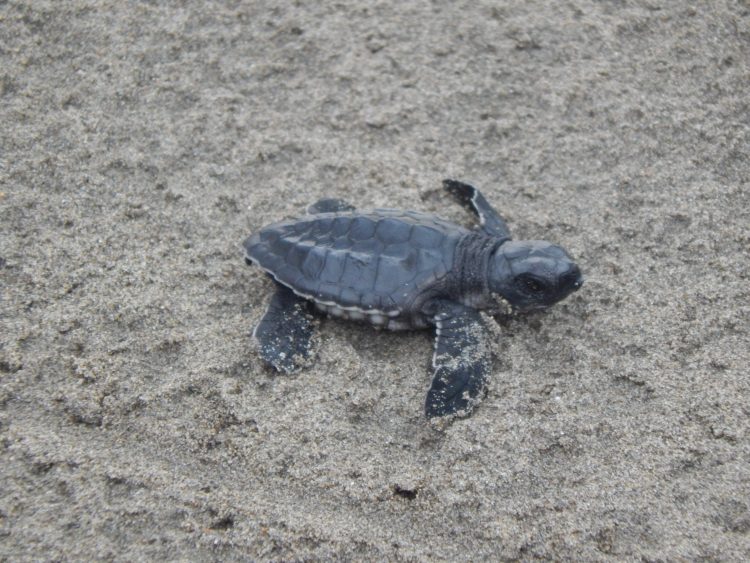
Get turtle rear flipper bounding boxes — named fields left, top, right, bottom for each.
left=424, top=300, right=492, bottom=419
left=254, top=283, right=315, bottom=373
left=443, top=179, right=512, bottom=241
left=306, top=198, right=355, bottom=214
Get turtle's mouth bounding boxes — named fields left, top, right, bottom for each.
left=492, top=293, right=552, bottom=314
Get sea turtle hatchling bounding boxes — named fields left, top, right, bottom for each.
left=244, top=180, right=583, bottom=419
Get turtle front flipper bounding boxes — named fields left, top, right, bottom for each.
left=443, top=179, right=512, bottom=241
left=306, top=198, right=355, bottom=214
left=254, top=283, right=315, bottom=373
left=424, top=300, right=493, bottom=419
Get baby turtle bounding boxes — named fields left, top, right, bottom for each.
left=244, top=180, right=583, bottom=419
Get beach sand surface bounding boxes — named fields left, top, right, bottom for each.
left=1, top=1, right=748, bottom=560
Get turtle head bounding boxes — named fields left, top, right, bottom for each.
left=488, top=240, right=583, bottom=311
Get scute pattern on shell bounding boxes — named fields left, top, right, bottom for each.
left=245, top=209, right=468, bottom=315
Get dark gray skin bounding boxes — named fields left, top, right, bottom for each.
left=244, top=180, right=583, bottom=419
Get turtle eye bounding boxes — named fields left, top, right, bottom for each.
left=517, top=275, right=546, bottom=294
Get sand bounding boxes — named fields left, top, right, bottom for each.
left=1, top=1, right=748, bottom=560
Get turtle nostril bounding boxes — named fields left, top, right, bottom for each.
left=560, top=267, right=583, bottom=292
